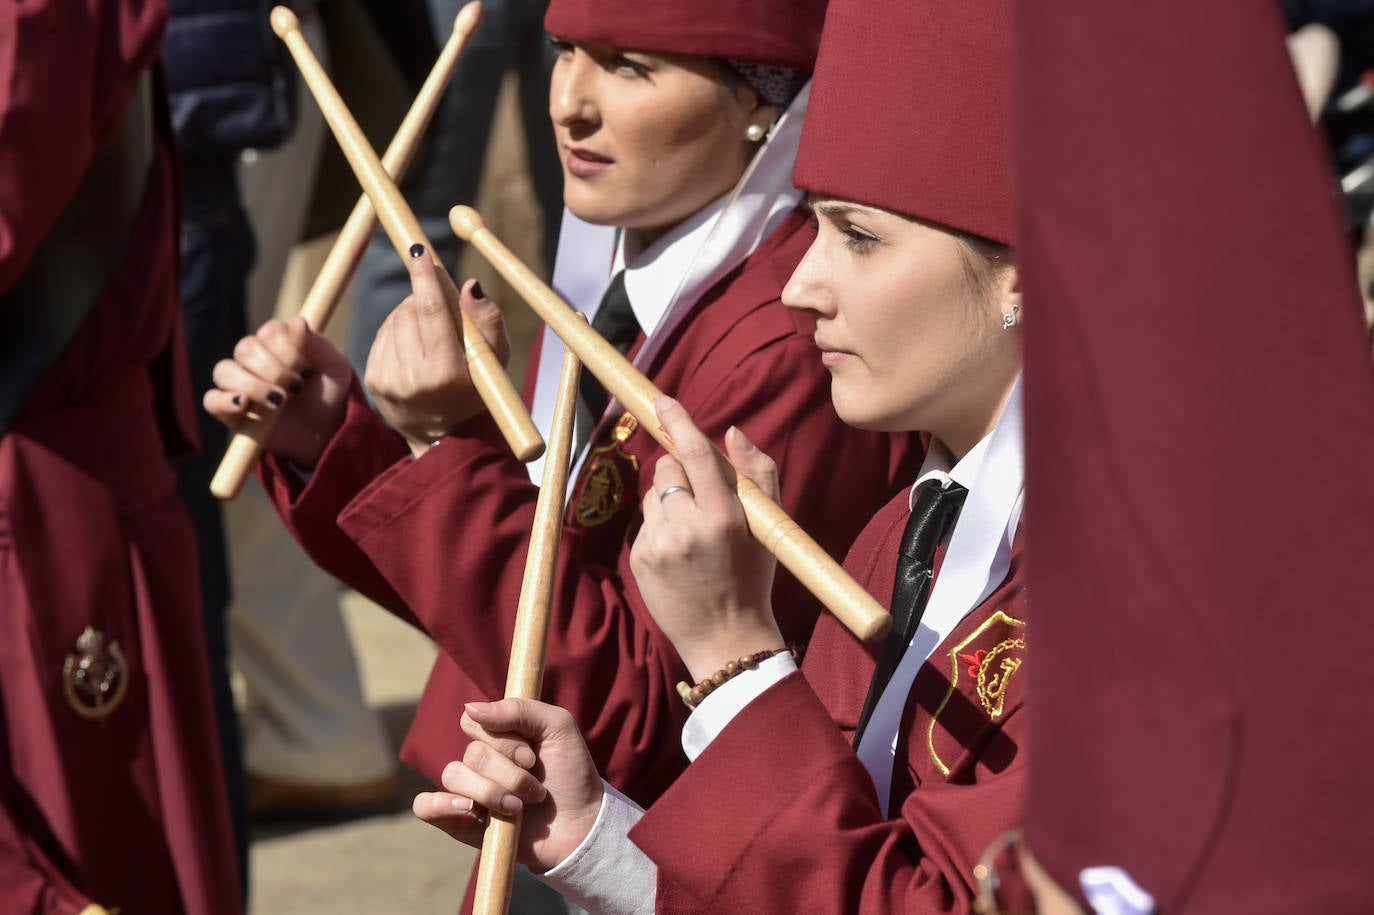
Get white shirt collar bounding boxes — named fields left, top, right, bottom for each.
left=611, top=190, right=732, bottom=337
left=908, top=432, right=994, bottom=507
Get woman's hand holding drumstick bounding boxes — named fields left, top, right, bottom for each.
left=366, top=253, right=513, bottom=458
left=631, top=401, right=787, bottom=682
left=209, top=2, right=484, bottom=499
left=450, top=205, right=891, bottom=644
left=412, top=700, right=605, bottom=878
left=270, top=6, right=544, bottom=465
left=203, top=317, right=354, bottom=470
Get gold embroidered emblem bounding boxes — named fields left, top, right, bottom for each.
left=973, top=637, right=1025, bottom=719
left=62, top=627, right=129, bottom=722
left=573, top=413, right=640, bottom=528
left=926, top=609, right=1026, bottom=777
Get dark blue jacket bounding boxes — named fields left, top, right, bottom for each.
left=161, top=0, right=297, bottom=162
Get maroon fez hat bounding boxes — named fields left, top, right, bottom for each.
left=795, top=0, right=1011, bottom=244
left=544, top=0, right=826, bottom=72
left=1016, top=0, right=1374, bottom=911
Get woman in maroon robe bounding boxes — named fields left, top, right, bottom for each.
left=0, top=1, right=240, bottom=912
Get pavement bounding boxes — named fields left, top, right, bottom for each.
left=245, top=593, right=477, bottom=914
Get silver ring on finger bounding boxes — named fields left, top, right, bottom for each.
left=659, top=485, right=692, bottom=501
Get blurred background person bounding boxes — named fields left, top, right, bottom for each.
left=162, top=0, right=299, bottom=879
left=230, top=0, right=404, bottom=823
left=1281, top=0, right=1374, bottom=336
left=345, top=0, right=563, bottom=377
left=165, top=0, right=404, bottom=831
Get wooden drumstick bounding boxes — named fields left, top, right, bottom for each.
left=210, top=3, right=485, bottom=500
left=269, top=6, right=545, bottom=465
left=470, top=321, right=584, bottom=915
left=451, top=206, right=891, bottom=644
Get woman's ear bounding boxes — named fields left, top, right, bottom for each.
left=750, top=98, right=781, bottom=123
left=997, top=265, right=1022, bottom=330
left=731, top=80, right=779, bottom=142
left=736, top=94, right=780, bottom=142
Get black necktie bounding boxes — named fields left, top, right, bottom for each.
left=853, top=480, right=969, bottom=747
left=576, top=272, right=640, bottom=454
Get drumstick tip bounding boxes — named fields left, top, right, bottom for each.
left=450, top=205, right=485, bottom=240
left=859, top=612, right=892, bottom=644
left=455, top=1, right=482, bottom=34
left=270, top=5, right=301, bottom=38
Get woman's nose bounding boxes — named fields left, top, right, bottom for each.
left=549, top=52, right=597, bottom=129
left=782, top=238, right=836, bottom=319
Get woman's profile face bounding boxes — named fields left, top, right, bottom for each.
left=783, top=198, right=1020, bottom=453
left=548, top=40, right=766, bottom=241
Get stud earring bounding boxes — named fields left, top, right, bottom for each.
left=746, top=122, right=767, bottom=142
left=1001, top=303, right=1020, bottom=330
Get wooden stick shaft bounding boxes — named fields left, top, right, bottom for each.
left=270, top=6, right=544, bottom=465
left=471, top=335, right=583, bottom=915
left=503, top=333, right=581, bottom=701
left=210, top=4, right=482, bottom=500
left=451, top=206, right=891, bottom=644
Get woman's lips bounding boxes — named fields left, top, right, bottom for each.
left=566, top=146, right=612, bottom=179
left=820, top=350, right=852, bottom=368
left=815, top=337, right=854, bottom=368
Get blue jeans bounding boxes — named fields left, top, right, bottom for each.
left=346, top=0, right=563, bottom=372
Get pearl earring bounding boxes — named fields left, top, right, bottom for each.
left=746, top=122, right=767, bottom=142
left=1001, top=304, right=1020, bottom=330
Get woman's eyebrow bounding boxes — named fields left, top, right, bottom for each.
left=813, top=201, right=876, bottom=219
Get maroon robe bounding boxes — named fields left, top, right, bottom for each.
left=258, top=209, right=924, bottom=803
left=0, top=1, right=240, bottom=912
left=1014, top=1, right=1374, bottom=910
left=628, top=488, right=1028, bottom=913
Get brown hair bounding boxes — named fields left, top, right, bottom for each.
left=955, top=232, right=1014, bottom=303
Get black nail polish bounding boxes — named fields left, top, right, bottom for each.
left=301, top=367, right=316, bottom=380
left=409, top=243, right=425, bottom=258
left=267, top=390, right=284, bottom=406
left=471, top=281, right=485, bottom=300
left=232, top=394, right=243, bottom=407
left=288, top=379, right=304, bottom=395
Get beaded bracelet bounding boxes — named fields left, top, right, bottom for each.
left=675, top=646, right=797, bottom=710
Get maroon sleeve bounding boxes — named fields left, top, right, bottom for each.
left=1014, top=0, right=1374, bottom=908
left=630, top=672, right=1024, bottom=914
left=255, top=379, right=417, bottom=625
left=333, top=332, right=912, bottom=802
left=338, top=412, right=692, bottom=799
left=0, top=0, right=167, bottom=294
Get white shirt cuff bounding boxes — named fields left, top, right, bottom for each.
left=681, top=652, right=797, bottom=761
left=536, top=781, right=654, bottom=915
